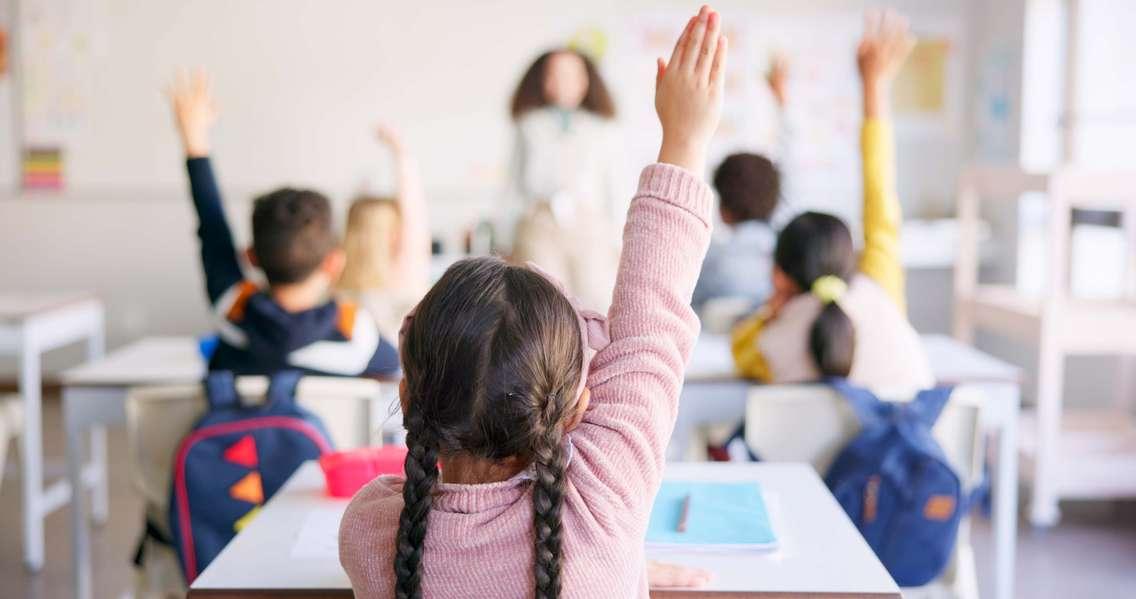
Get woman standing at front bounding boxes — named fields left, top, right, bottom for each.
left=508, top=48, right=627, bottom=312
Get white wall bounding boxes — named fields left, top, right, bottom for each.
left=2, top=0, right=980, bottom=377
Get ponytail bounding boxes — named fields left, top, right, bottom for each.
left=394, top=414, right=440, bottom=599
left=809, top=300, right=856, bottom=377
left=531, top=403, right=567, bottom=599
left=775, top=212, right=858, bottom=378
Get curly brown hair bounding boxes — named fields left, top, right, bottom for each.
left=713, top=153, right=783, bottom=224
left=510, top=49, right=616, bottom=121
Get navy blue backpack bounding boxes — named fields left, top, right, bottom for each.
left=168, top=371, right=333, bottom=583
left=824, top=380, right=967, bottom=588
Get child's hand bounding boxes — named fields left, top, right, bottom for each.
left=857, top=9, right=915, bottom=117
left=655, top=5, right=728, bottom=174
left=765, top=53, right=789, bottom=108
left=375, top=122, right=405, bottom=155
left=647, top=560, right=713, bottom=588
left=167, top=68, right=218, bottom=158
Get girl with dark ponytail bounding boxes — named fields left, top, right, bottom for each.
left=339, top=7, right=726, bottom=597
left=773, top=212, right=857, bottom=378
left=731, top=9, right=933, bottom=394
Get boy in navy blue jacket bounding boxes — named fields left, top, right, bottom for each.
left=168, top=69, right=399, bottom=377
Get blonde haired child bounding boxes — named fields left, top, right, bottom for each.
left=337, top=124, right=431, bottom=340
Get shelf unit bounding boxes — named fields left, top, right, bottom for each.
left=953, top=165, right=1136, bottom=527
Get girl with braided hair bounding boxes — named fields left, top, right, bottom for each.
left=339, top=6, right=726, bottom=597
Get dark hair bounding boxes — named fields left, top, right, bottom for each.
left=250, top=187, right=336, bottom=285
left=510, top=49, right=616, bottom=120
left=395, top=257, right=584, bottom=599
left=713, top=153, right=781, bottom=223
left=774, top=212, right=857, bottom=377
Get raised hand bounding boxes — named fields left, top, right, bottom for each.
left=375, top=122, right=405, bottom=155
left=655, top=5, right=728, bottom=174
left=167, top=68, right=218, bottom=158
left=765, top=53, right=789, bottom=108
left=857, top=9, right=915, bottom=118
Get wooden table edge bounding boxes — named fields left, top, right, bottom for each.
left=188, top=589, right=900, bottom=598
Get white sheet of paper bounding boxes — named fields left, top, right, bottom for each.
left=290, top=505, right=344, bottom=560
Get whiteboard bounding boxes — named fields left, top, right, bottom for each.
left=15, top=0, right=964, bottom=226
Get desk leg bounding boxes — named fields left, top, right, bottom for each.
left=19, top=341, right=45, bottom=571
left=89, top=428, right=109, bottom=524
left=65, top=389, right=93, bottom=599
left=992, top=385, right=1019, bottom=599
left=85, top=323, right=108, bottom=524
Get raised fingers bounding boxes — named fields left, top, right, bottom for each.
left=695, top=10, right=721, bottom=82
left=669, top=16, right=696, bottom=70
left=709, top=35, right=728, bottom=93
left=191, top=68, right=212, bottom=99
left=682, top=6, right=710, bottom=71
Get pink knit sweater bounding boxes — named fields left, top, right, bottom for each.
left=338, top=163, right=713, bottom=598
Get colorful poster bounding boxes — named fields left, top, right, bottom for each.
left=22, top=147, right=64, bottom=190
left=19, top=0, right=94, bottom=190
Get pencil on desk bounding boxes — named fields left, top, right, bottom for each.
left=676, top=493, right=691, bottom=533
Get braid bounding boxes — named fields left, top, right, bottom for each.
left=394, top=415, right=439, bottom=599
left=531, top=401, right=567, bottom=599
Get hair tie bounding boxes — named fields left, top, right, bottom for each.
left=811, top=275, right=847, bottom=305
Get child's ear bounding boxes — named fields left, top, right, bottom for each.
left=564, top=388, right=591, bottom=433
left=321, top=248, right=346, bottom=280
left=245, top=246, right=260, bottom=267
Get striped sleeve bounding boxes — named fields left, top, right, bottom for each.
left=286, top=305, right=400, bottom=377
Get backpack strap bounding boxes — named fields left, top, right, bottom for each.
left=827, top=377, right=885, bottom=429
left=266, top=370, right=303, bottom=407
left=204, top=371, right=240, bottom=411
left=909, top=385, right=954, bottom=428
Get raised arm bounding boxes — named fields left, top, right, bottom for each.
left=855, top=10, right=914, bottom=312
left=767, top=54, right=802, bottom=228
left=571, top=5, right=724, bottom=513
left=375, top=124, right=431, bottom=294
left=168, top=69, right=243, bottom=304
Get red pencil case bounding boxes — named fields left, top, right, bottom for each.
left=319, top=446, right=408, bottom=498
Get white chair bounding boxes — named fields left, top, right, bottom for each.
left=744, top=384, right=984, bottom=599
left=126, top=376, right=392, bottom=599
left=0, top=395, right=24, bottom=490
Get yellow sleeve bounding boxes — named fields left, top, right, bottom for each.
left=857, top=119, right=907, bottom=314
left=730, top=311, right=772, bottom=382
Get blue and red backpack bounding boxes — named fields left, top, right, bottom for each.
left=168, top=370, right=333, bottom=582
left=824, top=379, right=969, bottom=587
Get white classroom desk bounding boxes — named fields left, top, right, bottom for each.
left=190, top=461, right=901, bottom=599
left=60, top=336, right=404, bottom=599
left=677, top=333, right=1022, bottom=599
left=62, top=336, right=203, bottom=599
left=0, top=292, right=104, bottom=571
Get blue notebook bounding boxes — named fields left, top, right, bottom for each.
left=646, top=481, right=777, bottom=551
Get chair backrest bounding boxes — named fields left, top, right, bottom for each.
left=126, top=376, right=390, bottom=511
left=744, top=384, right=984, bottom=488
